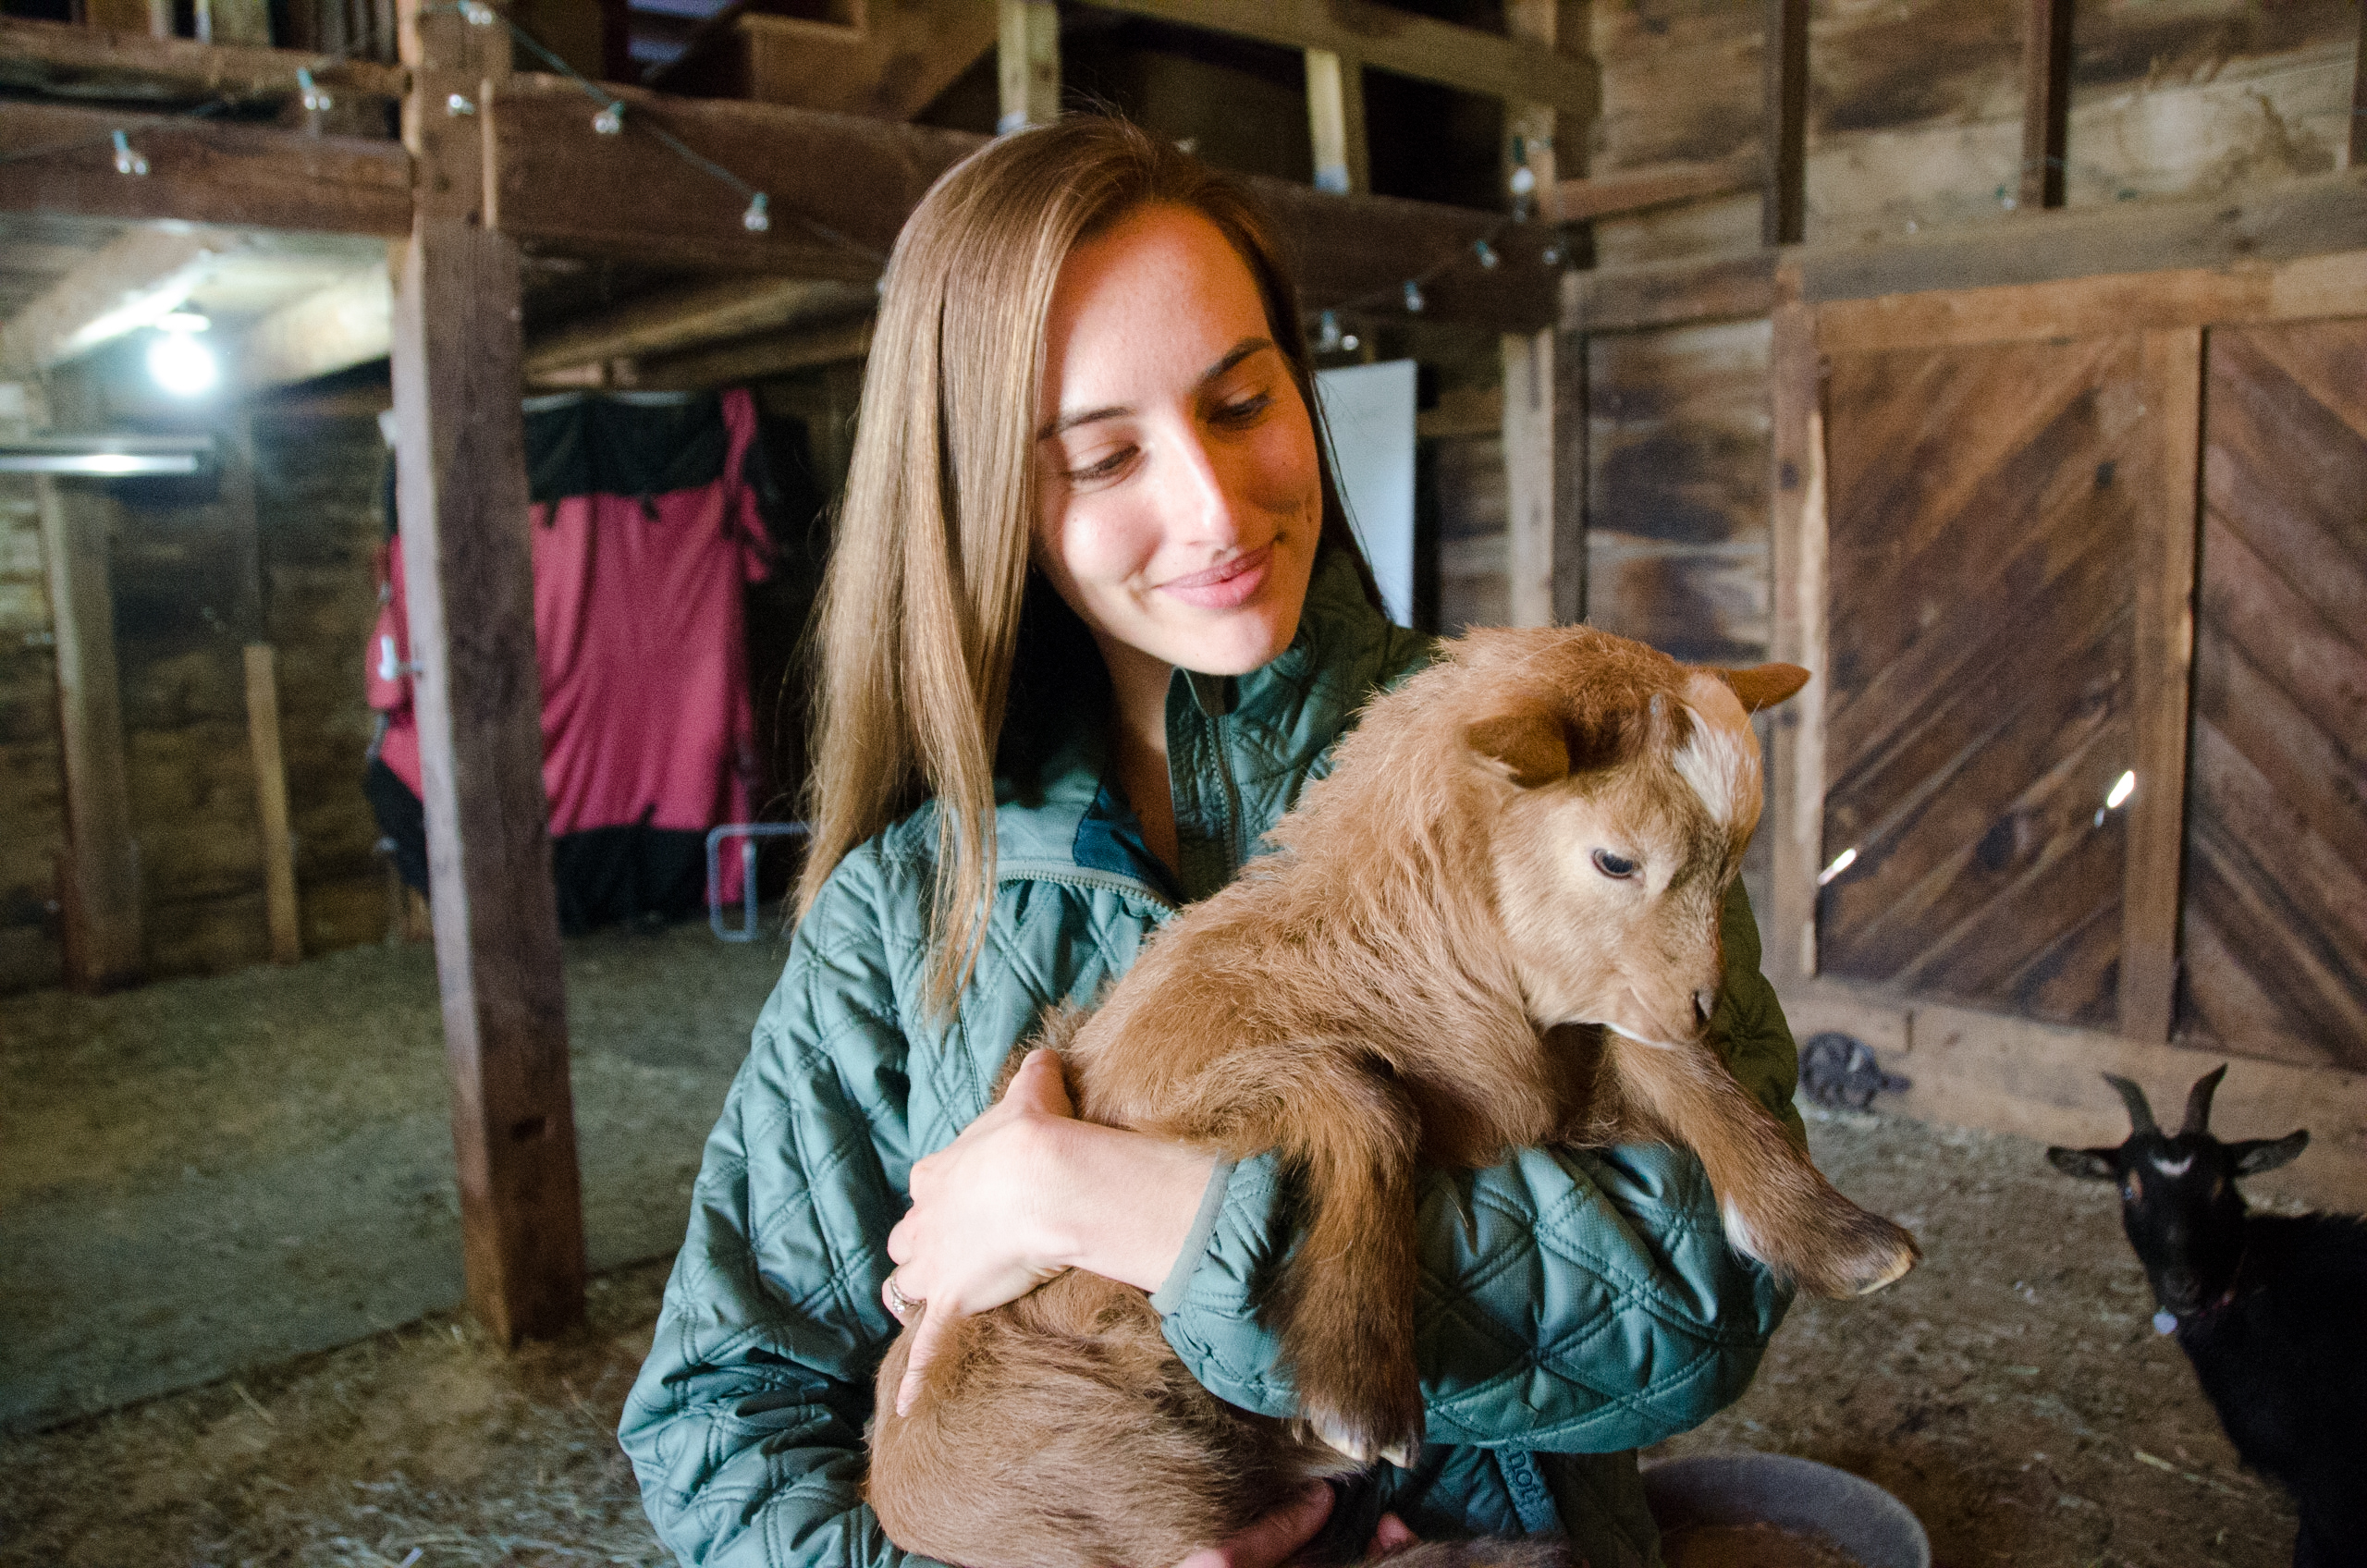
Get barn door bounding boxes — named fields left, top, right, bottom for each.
left=2177, top=318, right=2367, bottom=1072
left=1811, top=334, right=2197, bottom=1032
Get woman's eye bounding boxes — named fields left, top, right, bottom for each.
left=1592, top=849, right=1638, bottom=879
left=1211, top=391, right=1272, bottom=426
left=1064, top=447, right=1134, bottom=483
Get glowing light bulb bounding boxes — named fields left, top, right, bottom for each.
left=2105, top=770, right=2135, bottom=810
left=147, top=331, right=218, bottom=397
left=1818, top=846, right=1858, bottom=887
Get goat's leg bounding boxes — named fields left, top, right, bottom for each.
left=1609, top=1037, right=1918, bottom=1297
left=1262, top=1066, right=1428, bottom=1468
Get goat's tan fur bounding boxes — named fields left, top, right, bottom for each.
left=866, top=626, right=1919, bottom=1568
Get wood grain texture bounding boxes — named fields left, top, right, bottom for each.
left=1767, top=291, right=1821, bottom=985
left=2178, top=317, right=2367, bottom=1073
left=242, top=643, right=301, bottom=966
left=2017, top=0, right=2073, bottom=210
left=1761, top=0, right=1809, bottom=247
left=1819, top=337, right=2149, bottom=1030
left=393, top=0, right=584, bottom=1347
left=2116, top=330, right=2203, bottom=1043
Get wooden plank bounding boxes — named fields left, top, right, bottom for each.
left=1305, top=48, right=1368, bottom=197
left=1553, top=153, right=1759, bottom=224
left=1766, top=286, right=1821, bottom=985
left=738, top=6, right=999, bottom=121
left=201, top=0, right=275, bottom=47
left=238, top=261, right=393, bottom=388
left=1760, top=0, right=1808, bottom=248
left=998, top=0, right=1061, bottom=133
left=1084, top=0, right=1600, bottom=117
left=84, top=0, right=172, bottom=35
left=489, top=77, right=1564, bottom=331
left=522, top=276, right=871, bottom=379
left=1564, top=250, right=1779, bottom=335
left=634, top=313, right=876, bottom=389
left=394, top=0, right=584, bottom=1348
left=1502, top=328, right=1554, bottom=627
left=2354, top=0, right=2366, bottom=172
left=0, top=225, right=238, bottom=376
left=242, top=643, right=301, bottom=965
left=2018, top=0, right=2073, bottom=212
left=0, top=17, right=408, bottom=102
left=34, top=468, right=143, bottom=992
left=1800, top=168, right=2367, bottom=305
left=0, top=100, right=412, bottom=237
left=2117, top=330, right=2202, bottom=1043
left=1777, top=975, right=2367, bottom=1216
left=1551, top=320, right=1587, bottom=628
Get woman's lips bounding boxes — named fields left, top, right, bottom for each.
left=1158, top=545, right=1272, bottom=610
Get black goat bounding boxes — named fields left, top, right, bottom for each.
left=2049, top=1066, right=2367, bottom=1568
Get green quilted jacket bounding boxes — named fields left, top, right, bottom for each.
left=618, top=548, right=1803, bottom=1568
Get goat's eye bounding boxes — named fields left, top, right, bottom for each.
left=1592, top=849, right=1638, bottom=879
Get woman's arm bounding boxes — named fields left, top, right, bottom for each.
left=1159, top=880, right=1799, bottom=1452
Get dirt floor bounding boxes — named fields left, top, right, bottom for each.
left=0, top=935, right=2316, bottom=1567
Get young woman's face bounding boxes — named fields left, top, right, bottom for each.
left=1032, top=203, right=1323, bottom=685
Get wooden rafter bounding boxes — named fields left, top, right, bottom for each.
left=0, top=17, right=408, bottom=102
left=521, top=276, right=873, bottom=381
left=2019, top=0, right=2075, bottom=212
left=0, top=223, right=238, bottom=374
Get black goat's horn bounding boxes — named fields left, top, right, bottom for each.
left=2103, top=1073, right=2158, bottom=1134
left=2181, top=1064, right=2229, bottom=1135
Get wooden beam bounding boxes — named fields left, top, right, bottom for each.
left=1502, top=329, right=1554, bottom=627
left=0, top=100, right=412, bottom=236
left=0, top=17, right=408, bottom=102
left=999, top=0, right=1061, bottom=133
left=523, top=276, right=872, bottom=381
left=199, top=0, right=274, bottom=47
left=35, top=467, right=142, bottom=991
left=238, top=261, right=394, bottom=387
left=1779, top=974, right=2367, bottom=1216
left=1563, top=250, right=1781, bottom=335
left=1085, top=0, right=1600, bottom=118
left=2116, top=328, right=2202, bottom=1044
left=2019, top=0, right=2074, bottom=212
left=736, top=5, right=999, bottom=121
left=394, top=0, right=584, bottom=1348
left=1766, top=275, right=1824, bottom=986
left=1553, top=153, right=1760, bottom=224
left=80, top=0, right=172, bottom=40
left=243, top=643, right=302, bottom=965
left=1761, top=0, right=1809, bottom=247
left=1304, top=49, right=1367, bottom=197
left=632, top=313, right=876, bottom=390
left=0, top=225, right=238, bottom=376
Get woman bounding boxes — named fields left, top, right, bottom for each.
left=619, top=116, right=1803, bottom=1568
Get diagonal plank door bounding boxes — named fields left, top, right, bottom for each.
left=1818, top=337, right=2152, bottom=1029
left=2177, top=318, right=2367, bottom=1073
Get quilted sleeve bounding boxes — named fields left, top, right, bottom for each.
left=616, top=849, right=949, bottom=1568
left=1159, top=880, right=1798, bottom=1453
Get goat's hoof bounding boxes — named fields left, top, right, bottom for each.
left=1307, top=1413, right=1420, bottom=1470
left=1824, top=1215, right=1920, bottom=1297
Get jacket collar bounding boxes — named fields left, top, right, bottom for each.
left=989, top=545, right=1392, bottom=905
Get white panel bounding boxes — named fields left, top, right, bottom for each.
left=1315, top=359, right=1418, bottom=627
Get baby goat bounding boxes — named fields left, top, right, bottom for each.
left=867, top=625, right=1920, bottom=1568
left=2049, top=1067, right=2367, bottom=1567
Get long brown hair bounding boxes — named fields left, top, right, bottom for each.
left=798, top=115, right=1378, bottom=1011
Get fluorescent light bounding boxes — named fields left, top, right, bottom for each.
left=155, top=311, right=212, bottom=334
left=1818, top=846, right=1858, bottom=886
left=0, top=434, right=213, bottom=476
left=2105, top=770, right=2135, bottom=811
left=147, top=331, right=218, bottom=397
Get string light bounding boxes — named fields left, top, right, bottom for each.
left=296, top=67, right=333, bottom=113
left=593, top=101, right=625, bottom=135
left=1402, top=279, right=1425, bottom=313
left=742, top=194, right=771, bottom=233
left=1472, top=239, right=1499, bottom=269
left=111, top=130, right=149, bottom=177
left=446, top=92, right=476, bottom=116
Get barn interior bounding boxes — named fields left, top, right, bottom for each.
left=1, top=2, right=2363, bottom=1565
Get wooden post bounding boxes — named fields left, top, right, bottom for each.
left=2117, top=328, right=2203, bottom=1043
left=1502, top=0, right=1571, bottom=629
left=243, top=643, right=301, bottom=964
left=2020, top=0, right=2075, bottom=210
left=393, top=0, right=584, bottom=1347
left=1305, top=49, right=1368, bottom=196
left=1761, top=0, right=1809, bottom=247
left=1766, top=274, right=1825, bottom=985
left=998, top=0, right=1060, bottom=133
left=2351, top=0, right=2366, bottom=170
left=36, top=471, right=142, bottom=990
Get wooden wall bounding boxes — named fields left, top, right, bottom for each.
left=0, top=374, right=395, bottom=997
left=1576, top=0, right=2361, bottom=669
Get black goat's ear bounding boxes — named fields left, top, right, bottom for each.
left=2047, top=1145, right=2119, bottom=1181
left=2228, top=1130, right=2309, bottom=1175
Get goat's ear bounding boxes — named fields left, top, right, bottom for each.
left=2046, top=1145, right=2120, bottom=1181
left=1707, top=662, right=1811, bottom=713
left=1466, top=709, right=1569, bottom=788
left=2228, top=1129, right=2309, bottom=1175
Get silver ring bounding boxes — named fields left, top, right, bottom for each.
left=883, top=1273, right=923, bottom=1320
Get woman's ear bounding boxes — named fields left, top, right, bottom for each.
left=1706, top=663, right=1811, bottom=713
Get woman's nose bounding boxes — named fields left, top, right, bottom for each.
left=1163, top=427, right=1245, bottom=545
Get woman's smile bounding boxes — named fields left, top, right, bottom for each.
left=1156, top=544, right=1272, bottom=609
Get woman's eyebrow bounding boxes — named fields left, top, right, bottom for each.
left=1036, top=337, right=1278, bottom=442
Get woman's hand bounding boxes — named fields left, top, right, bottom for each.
left=884, top=1049, right=1217, bottom=1414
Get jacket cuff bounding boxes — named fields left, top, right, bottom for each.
left=1149, top=1157, right=1236, bottom=1315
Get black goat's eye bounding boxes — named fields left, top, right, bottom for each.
left=1592, top=849, right=1638, bottom=879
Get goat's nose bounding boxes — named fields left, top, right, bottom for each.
left=1694, top=988, right=1718, bottom=1028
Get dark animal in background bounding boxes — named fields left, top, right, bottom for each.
left=2049, top=1066, right=2367, bottom=1568
left=1799, top=1032, right=1911, bottom=1111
